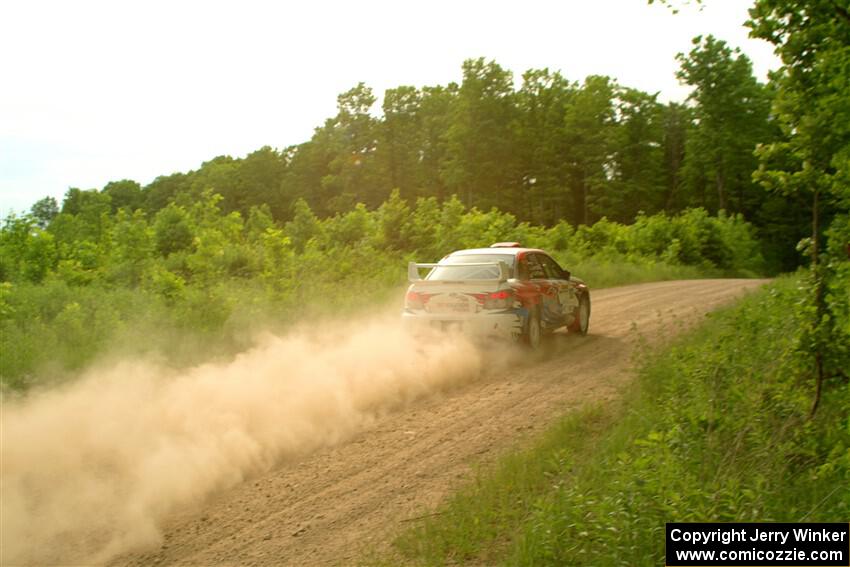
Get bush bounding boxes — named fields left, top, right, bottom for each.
left=1, top=194, right=767, bottom=390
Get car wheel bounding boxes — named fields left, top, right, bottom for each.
left=524, top=308, right=542, bottom=349
left=569, top=294, right=590, bottom=336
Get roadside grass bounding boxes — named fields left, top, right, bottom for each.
left=564, top=256, right=707, bottom=289
left=384, top=275, right=850, bottom=566
left=387, top=404, right=620, bottom=566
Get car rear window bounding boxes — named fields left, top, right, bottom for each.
left=427, top=254, right=516, bottom=280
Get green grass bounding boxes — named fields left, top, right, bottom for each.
left=385, top=276, right=850, bottom=566
left=389, top=404, right=619, bottom=566
left=564, top=256, right=707, bottom=288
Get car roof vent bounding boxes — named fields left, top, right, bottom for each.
left=490, top=242, right=522, bottom=248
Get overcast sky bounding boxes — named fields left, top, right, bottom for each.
left=0, top=0, right=779, bottom=215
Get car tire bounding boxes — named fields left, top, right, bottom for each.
left=524, top=308, right=542, bottom=349
left=569, top=294, right=590, bottom=336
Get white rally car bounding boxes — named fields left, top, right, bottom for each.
left=402, top=243, right=590, bottom=348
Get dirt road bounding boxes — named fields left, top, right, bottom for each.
left=109, top=279, right=766, bottom=566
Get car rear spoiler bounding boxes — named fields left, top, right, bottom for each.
left=408, top=261, right=511, bottom=283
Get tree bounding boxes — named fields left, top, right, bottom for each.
left=245, top=204, right=275, bottom=242
left=748, top=0, right=850, bottom=413
left=102, top=179, right=143, bottom=212
left=239, top=147, right=289, bottom=219
left=285, top=198, right=322, bottom=253
left=0, top=214, right=57, bottom=283
left=188, top=155, right=240, bottom=212
left=321, top=83, right=383, bottom=212
left=325, top=203, right=374, bottom=247
left=514, top=69, right=576, bottom=224
left=107, top=209, right=152, bottom=285
left=153, top=204, right=194, bottom=257
left=660, top=102, right=690, bottom=211
left=676, top=35, right=773, bottom=215
left=378, top=86, right=424, bottom=200
left=281, top=135, right=336, bottom=218
left=142, top=172, right=190, bottom=213
left=61, top=187, right=111, bottom=217
left=377, top=188, right=412, bottom=250
left=58, top=188, right=112, bottom=243
left=563, top=75, right=618, bottom=225
left=441, top=59, right=519, bottom=211
left=30, top=196, right=59, bottom=229
left=605, top=87, right=666, bottom=221
left=417, top=84, right=457, bottom=201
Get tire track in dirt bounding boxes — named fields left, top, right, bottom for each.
left=116, top=279, right=769, bottom=567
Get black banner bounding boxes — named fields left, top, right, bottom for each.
left=666, top=523, right=849, bottom=566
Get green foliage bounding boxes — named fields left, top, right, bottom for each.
left=510, top=277, right=849, bottom=565
left=153, top=203, right=194, bottom=257
left=21, top=230, right=56, bottom=283
left=377, top=189, right=413, bottom=250
left=563, top=75, right=618, bottom=225
left=605, top=88, right=667, bottom=220
left=442, top=58, right=518, bottom=210
left=319, top=83, right=383, bottom=213
left=102, top=179, right=143, bottom=213
left=0, top=215, right=58, bottom=283
left=59, top=188, right=112, bottom=242
left=378, top=87, right=425, bottom=201
left=549, top=207, right=764, bottom=274
left=514, top=69, right=575, bottom=225
left=29, top=196, right=59, bottom=229
left=0, top=49, right=790, bottom=392
left=390, top=276, right=850, bottom=566
left=3, top=11, right=843, bottom=562
left=285, top=198, right=322, bottom=253
left=0, top=281, right=144, bottom=388
left=0, top=187, right=764, bottom=390
left=18, top=56, right=778, bottom=238
left=245, top=204, right=275, bottom=241
left=13, top=55, right=791, bottom=279
left=107, top=209, right=153, bottom=286
left=144, top=264, right=185, bottom=303
left=407, top=197, right=441, bottom=258
left=258, top=227, right=293, bottom=294
left=676, top=35, right=774, bottom=215
left=324, top=203, right=374, bottom=247
left=748, top=0, right=850, bottom=408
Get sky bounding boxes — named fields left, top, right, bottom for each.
left=0, top=0, right=780, bottom=215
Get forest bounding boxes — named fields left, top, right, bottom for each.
left=7, top=34, right=811, bottom=271
left=1, top=4, right=848, bottom=399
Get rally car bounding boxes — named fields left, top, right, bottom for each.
left=401, top=243, right=590, bottom=348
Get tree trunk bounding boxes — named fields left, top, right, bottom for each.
left=715, top=168, right=727, bottom=212
left=810, top=187, right=825, bottom=418
left=570, top=174, right=585, bottom=226
left=665, top=171, right=678, bottom=210
left=582, top=177, right=589, bottom=226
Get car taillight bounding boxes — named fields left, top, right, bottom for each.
left=483, top=289, right=513, bottom=310
left=406, top=290, right=425, bottom=310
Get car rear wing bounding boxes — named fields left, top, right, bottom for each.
left=408, top=261, right=511, bottom=284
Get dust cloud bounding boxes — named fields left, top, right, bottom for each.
left=1, top=315, right=507, bottom=565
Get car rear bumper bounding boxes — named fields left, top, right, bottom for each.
left=401, top=310, right=523, bottom=341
